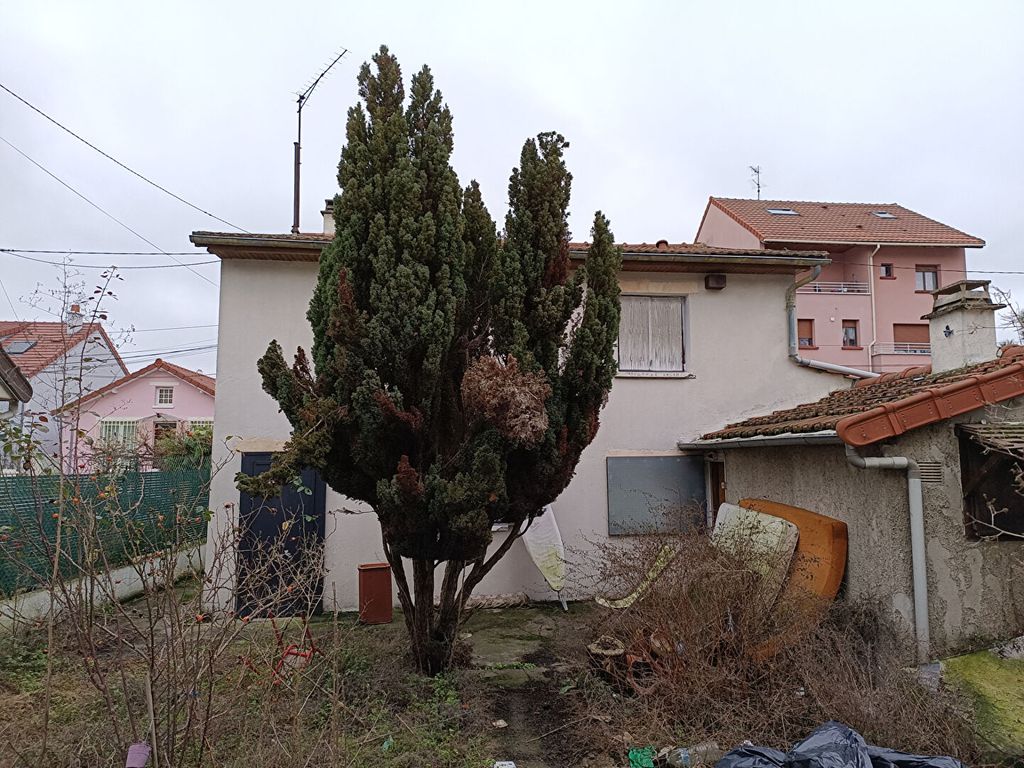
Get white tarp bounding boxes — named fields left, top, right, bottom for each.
left=523, top=505, right=566, bottom=596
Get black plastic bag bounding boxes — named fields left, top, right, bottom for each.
left=716, top=722, right=966, bottom=768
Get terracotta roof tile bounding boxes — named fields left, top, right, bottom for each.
left=0, top=321, right=127, bottom=379
left=707, top=198, right=985, bottom=247
left=702, top=346, right=1024, bottom=445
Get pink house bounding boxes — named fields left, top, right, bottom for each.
left=61, top=359, right=215, bottom=472
left=695, top=198, right=985, bottom=373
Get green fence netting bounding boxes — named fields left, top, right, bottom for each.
left=0, top=468, right=210, bottom=596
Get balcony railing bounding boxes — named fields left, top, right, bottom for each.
left=872, top=343, right=931, bottom=356
left=797, top=281, right=871, bottom=295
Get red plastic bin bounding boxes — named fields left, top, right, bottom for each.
left=357, top=562, right=393, bottom=624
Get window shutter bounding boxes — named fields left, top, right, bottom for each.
left=649, top=297, right=684, bottom=371
left=619, top=297, right=652, bottom=371
left=797, top=319, right=814, bottom=345
left=893, top=324, right=929, bottom=343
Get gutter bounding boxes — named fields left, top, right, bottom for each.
left=678, top=430, right=841, bottom=451
left=764, top=238, right=985, bottom=249
left=845, top=445, right=929, bottom=663
left=787, top=265, right=880, bottom=379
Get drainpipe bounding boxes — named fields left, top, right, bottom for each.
left=787, top=266, right=880, bottom=379
left=866, top=244, right=881, bottom=368
left=845, top=445, right=929, bottom=663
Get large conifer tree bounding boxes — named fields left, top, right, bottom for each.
left=247, top=46, right=621, bottom=673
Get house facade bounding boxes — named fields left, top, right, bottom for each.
left=695, top=198, right=985, bottom=374
left=683, top=282, right=1024, bottom=661
left=60, top=358, right=216, bottom=472
left=192, top=211, right=849, bottom=612
left=0, top=308, right=127, bottom=470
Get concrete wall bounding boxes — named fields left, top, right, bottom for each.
left=207, top=259, right=846, bottom=612
left=721, top=401, right=1024, bottom=657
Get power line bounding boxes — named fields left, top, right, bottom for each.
left=1, top=248, right=198, bottom=255
left=0, top=135, right=218, bottom=288
left=2, top=250, right=218, bottom=270
left=0, top=81, right=249, bottom=233
left=124, top=324, right=217, bottom=333
left=0, top=278, right=18, bottom=320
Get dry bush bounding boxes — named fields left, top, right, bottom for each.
left=570, top=528, right=981, bottom=760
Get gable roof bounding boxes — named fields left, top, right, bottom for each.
left=191, top=231, right=829, bottom=274
left=59, top=357, right=215, bottom=412
left=699, top=346, right=1024, bottom=447
left=702, top=198, right=985, bottom=248
left=0, top=321, right=128, bottom=379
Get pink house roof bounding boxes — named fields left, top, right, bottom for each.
left=60, top=358, right=215, bottom=412
left=0, top=320, right=128, bottom=379
left=701, top=198, right=985, bottom=248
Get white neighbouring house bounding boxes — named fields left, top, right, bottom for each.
left=191, top=208, right=851, bottom=612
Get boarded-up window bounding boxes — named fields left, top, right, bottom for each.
left=893, top=324, right=929, bottom=343
left=618, top=296, right=685, bottom=372
left=606, top=455, right=707, bottom=534
left=797, top=319, right=814, bottom=348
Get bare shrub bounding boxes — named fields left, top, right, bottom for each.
left=571, top=528, right=981, bottom=760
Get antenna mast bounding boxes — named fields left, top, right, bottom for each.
left=749, top=165, right=763, bottom=200
left=292, top=48, right=348, bottom=234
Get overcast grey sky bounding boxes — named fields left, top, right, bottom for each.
left=3, top=1, right=1023, bottom=374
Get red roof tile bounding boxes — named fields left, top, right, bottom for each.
left=0, top=321, right=127, bottom=379
left=705, top=198, right=985, bottom=247
left=702, top=346, right=1024, bottom=446
left=60, top=358, right=215, bottom=412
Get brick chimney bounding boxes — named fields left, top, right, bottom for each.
left=321, top=198, right=336, bottom=236
left=66, top=304, right=83, bottom=334
left=922, top=280, right=1005, bottom=373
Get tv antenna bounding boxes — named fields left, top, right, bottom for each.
left=291, top=48, right=348, bottom=234
left=749, top=165, right=763, bottom=200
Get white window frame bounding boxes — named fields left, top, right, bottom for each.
left=915, top=265, right=939, bottom=292
left=616, top=294, right=689, bottom=378
left=155, top=385, right=175, bottom=407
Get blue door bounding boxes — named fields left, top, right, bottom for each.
left=236, top=453, right=326, bottom=617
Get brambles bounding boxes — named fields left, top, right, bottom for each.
left=571, top=529, right=981, bottom=759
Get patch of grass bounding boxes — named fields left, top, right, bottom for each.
left=0, top=638, right=49, bottom=693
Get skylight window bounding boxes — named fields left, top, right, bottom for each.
left=3, top=341, right=36, bottom=355
left=766, top=208, right=799, bottom=216
left=872, top=211, right=897, bottom=219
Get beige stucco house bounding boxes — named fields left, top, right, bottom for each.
left=683, top=281, right=1024, bottom=662
left=192, top=208, right=851, bottom=612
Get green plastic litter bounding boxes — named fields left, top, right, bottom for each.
left=628, top=745, right=656, bottom=768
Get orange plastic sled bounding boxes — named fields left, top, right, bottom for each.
left=738, top=498, right=848, bottom=604
left=738, top=498, right=848, bottom=660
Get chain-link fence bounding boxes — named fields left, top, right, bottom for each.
left=0, top=468, right=209, bottom=596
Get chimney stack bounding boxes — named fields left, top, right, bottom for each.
left=321, top=198, right=336, bottom=236
left=67, top=304, right=83, bottom=334
left=922, top=280, right=1005, bottom=373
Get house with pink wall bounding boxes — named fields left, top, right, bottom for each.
left=695, top=198, right=985, bottom=374
left=61, top=358, right=215, bottom=472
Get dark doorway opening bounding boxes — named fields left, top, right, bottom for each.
left=236, top=452, right=327, bottom=617
left=709, top=460, right=726, bottom=525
